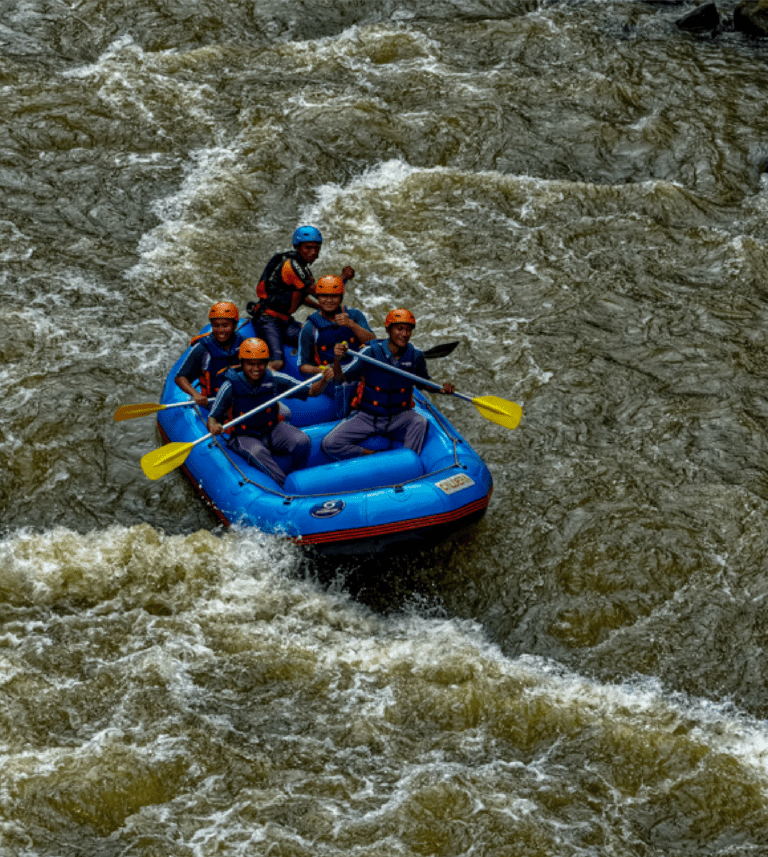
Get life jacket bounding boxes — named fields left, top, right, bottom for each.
left=351, top=340, right=417, bottom=417
left=227, top=368, right=283, bottom=438
left=256, top=251, right=314, bottom=321
left=307, top=309, right=361, bottom=366
left=190, top=331, right=244, bottom=398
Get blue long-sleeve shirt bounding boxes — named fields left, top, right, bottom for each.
left=209, top=369, right=310, bottom=423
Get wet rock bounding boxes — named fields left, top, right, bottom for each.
left=676, top=1, right=721, bottom=31
left=734, top=0, right=768, bottom=35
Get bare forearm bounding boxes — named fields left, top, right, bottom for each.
left=175, top=376, right=208, bottom=405
left=299, top=363, right=325, bottom=376
left=309, top=369, right=333, bottom=397
left=332, top=359, right=345, bottom=384
left=347, top=321, right=375, bottom=343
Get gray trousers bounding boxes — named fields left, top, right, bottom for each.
left=227, top=422, right=310, bottom=487
left=321, top=409, right=428, bottom=461
left=318, top=379, right=356, bottom=419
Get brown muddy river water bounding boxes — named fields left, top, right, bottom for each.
left=2, top=1, right=768, bottom=854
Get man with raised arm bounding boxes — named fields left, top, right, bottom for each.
left=251, top=226, right=354, bottom=371
left=298, top=275, right=374, bottom=417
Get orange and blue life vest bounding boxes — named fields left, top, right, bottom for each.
left=307, top=310, right=361, bottom=366
left=227, top=368, right=283, bottom=438
left=352, top=340, right=418, bottom=417
left=191, top=331, right=244, bottom=398
left=256, top=251, right=314, bottom=321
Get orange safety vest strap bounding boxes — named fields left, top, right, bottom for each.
left=264, top=307, right=291, bottom=322
left=351, top=377, right=366, bottom=409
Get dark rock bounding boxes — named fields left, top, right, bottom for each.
left=676, top=1, right=721, bottom=30
left=734, top=0, right=768, bottom=35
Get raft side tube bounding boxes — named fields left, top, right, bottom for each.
left=284, top=447, right=425, bottom=495
left=300, top=422, right=405, bottom=467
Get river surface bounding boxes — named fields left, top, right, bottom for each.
left=3, top=0, right=768, bottom=854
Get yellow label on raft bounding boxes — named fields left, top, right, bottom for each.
left=435, top=473, right=475, bottom=495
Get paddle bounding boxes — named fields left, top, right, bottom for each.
left=140, top=375, right=317, bottom=480
left=422, top=341, right=459, bottom=359
left=117, top=324, right=251, bottom=421
left=118, top=343, right=459, bottom=422
left=114, top=398, right=209, bottom=422
left=349, top=350, right=522, bottom=430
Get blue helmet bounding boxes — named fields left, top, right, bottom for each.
left=292, top=225, right=323, bottom=247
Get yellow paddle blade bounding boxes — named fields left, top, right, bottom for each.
left=113, top=402, right=164, bottom=421
left=141, top=441, right=195, bottom=480
left=471, top=395, right=523, bottom=430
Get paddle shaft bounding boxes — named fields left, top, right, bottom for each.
left=114, top=397, right=214, bottom=421
left=347, top=350, right=474, bottom=400
left=165, top=397, right=209, bottom=409
left=187, top=374, right=317, bottom=451
left=347, top=350, right=522, bottom=430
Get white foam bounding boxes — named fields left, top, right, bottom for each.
left=3, top=521, right=768, bottom=852
left=0, top=220, right=34, bottom=262
left=62, top=34, right=220, bottom=149
left=61, top=34, right=132, bottom=76
left=127, top=144, right=249, bottom=296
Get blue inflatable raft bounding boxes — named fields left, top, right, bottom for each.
left=156, top=322, right=493, bottom=555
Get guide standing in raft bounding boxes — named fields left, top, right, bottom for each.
left=321, top=309, right=455, bottom=460
left=206, top=338, right=333, bottom=487
left=251, top=226, right=355, bottom=371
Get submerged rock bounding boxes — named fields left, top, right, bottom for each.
left=734, top=0, right=768, bottom=35
left=676, top=1, right=721, bottom=31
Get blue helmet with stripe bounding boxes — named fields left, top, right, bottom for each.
left=292, top=225, right=323, bottom=246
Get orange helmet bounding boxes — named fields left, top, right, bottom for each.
left=239, top=338, right=270, bottom=360
left=315, top=275, right=345, bottom=295
left=209, top=301, right=239, bottom=321
left=385, top=308, right=416, bottom=328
